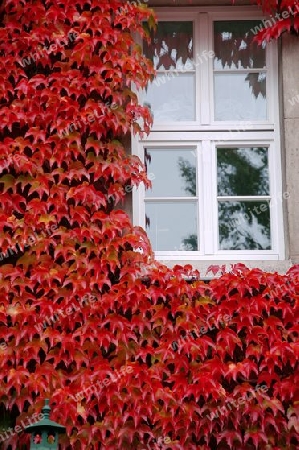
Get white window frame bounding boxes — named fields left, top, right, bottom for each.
left=132, top=6, right=284, bottom=261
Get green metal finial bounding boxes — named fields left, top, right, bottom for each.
left=41, top=400, right=51, bottom=419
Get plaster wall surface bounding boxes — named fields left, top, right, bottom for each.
left=282, top=34, right=299, bottom=263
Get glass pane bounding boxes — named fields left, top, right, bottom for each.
left=214, top=21, right=266, bottom=70
left=214, top=72, right=266, bottom=120
left=145, top=148, right=197, bottom=198
left=144, top=73, right=195, bottom=122
left=145, top=201, right=198, bottom=251
left=144, top=21, right=194, bottom=70
left=218, top=201, right=271, bottom=250
left=217, top=147, right=269, bottom=196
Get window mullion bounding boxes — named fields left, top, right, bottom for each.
left=132, top=136, right=146, bottom=230
left=217, top=196, right=271, bottom=201
left=145, top=197, right=198, bottom=201
left=213, top=69, right=267, bottom=74
left=202, top=140, right=215, bottom=254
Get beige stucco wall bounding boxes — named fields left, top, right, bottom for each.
left=281, top=33, right=299, bottom=264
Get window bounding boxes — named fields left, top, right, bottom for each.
left=133, top=7, right=284, bottom=261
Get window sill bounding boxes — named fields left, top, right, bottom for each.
left=160, top=259, right=292, bottom=277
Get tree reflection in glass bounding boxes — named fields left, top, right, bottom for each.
left=144, top=148, right=198, bottom=251
left=217, top=147, right=271, bottom=250
left=177, top=157, right=198, bottom=251
left=217, top=147, right=269, bottom=196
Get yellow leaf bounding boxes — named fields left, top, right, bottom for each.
left=38, top=215, right=56, bottom=224
left=0, top=174, right=15, bottom=192
left=196, top=296, right=215, bottom=306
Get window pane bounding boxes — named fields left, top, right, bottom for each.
left=144, top=73, right=195, bottom=122
left=145, top=148, right=197, bottom=197
left=145, top=201, right=198, bottom=251
left=214, top=72, right=266, bottom=120
left=214, top=21, right=266, bottom=70
left=218, top=201, right=271, bottom=250
left=144, top=21, right=194, bottom=70
left=217, top=147, right=269, bottom=196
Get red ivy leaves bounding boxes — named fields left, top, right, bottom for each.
left=0, top=1, right=298, bottom=450
left=237, top=0, right=299, bottom=42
